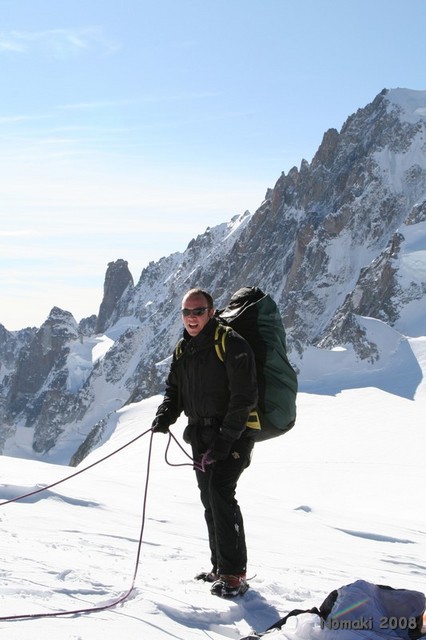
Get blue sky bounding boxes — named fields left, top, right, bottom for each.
left=1, top=0, right=425, bottom=330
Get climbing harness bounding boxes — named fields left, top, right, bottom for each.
left=0, top=425, right=203, bottom=621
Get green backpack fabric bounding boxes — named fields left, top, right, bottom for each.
left=216, top=287, right=297, bottom=442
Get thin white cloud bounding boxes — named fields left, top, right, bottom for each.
left=0, top=229, right=37, bottom=238
left=0, top=113, right=53, bottom=125
left=0, top=27, right=118, bottom=58
left=56, top=91, right=221, bottom=111
left=0, top=38, right=25, bottom=53
left=56, top=99, right=133, bottom=111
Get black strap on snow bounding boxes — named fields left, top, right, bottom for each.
left=264, top=607, right=322, bottom=633
left=240, top=589, right=335, bottom=638
left=239, top=607, right=321, bottom=639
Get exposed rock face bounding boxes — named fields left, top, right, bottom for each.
left=0, top=324, right=36, bottom=448
left=7, top=308, right=78, bottom=410
left=78, top=314, right=97, bottom=337
left=1, top=88, right=425, bottom=464
left=1, top=308, right=80, bottom=452
left=0, top=325, right=34, bottom=379
left=95, top=259, right=134, bottom=333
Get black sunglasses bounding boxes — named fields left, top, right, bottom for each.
left=181, top=307, right=210, bottom=317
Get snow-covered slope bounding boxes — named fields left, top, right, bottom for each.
left=0, top=326, right=425, bottom=639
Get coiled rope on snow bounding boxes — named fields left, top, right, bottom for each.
left=0, top=426, right=199, bottom=621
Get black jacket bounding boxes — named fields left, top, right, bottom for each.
left=156, top=318, right=258, bottom=442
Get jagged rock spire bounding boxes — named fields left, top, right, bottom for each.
left=95, top=259, right=134, bottom=334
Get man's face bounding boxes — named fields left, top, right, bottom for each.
left=181, top=294, right=214, bottom=337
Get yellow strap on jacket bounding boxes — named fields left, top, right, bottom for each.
left=214, top=324, right=261, bottom=431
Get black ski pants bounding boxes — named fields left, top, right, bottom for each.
left=192, top=432, right=254, bottom=576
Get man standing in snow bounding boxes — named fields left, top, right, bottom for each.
left=151, top=287, right=258, bottom=598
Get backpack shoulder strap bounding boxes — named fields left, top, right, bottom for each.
left=214, top=323, right=230, bottom=362
left=174, top=338, right=186, bottom=360
left=215, top=322, right=261, bottom=432
left=175, top=326, right=230, bottom=361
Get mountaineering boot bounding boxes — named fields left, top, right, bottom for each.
left=195, top=566, right=218, bottom=582
left=210, top=573, right=249, bottom=598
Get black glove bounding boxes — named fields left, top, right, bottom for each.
left=212, top=436, right=233, bottom=461
left=151, top=414, right=170, bottom=434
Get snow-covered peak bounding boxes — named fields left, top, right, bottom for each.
left=386, top=87, right=426, bottom=123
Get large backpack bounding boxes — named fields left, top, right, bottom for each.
left=240, top=579, right=426, bottom=639
left=215, top=287, right=297, bottom=442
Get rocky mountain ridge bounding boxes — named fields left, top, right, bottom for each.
left=1, top=87, right=425, bottom=464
